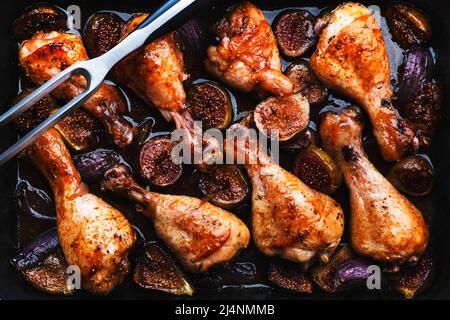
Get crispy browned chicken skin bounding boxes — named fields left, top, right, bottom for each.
left=19, top=31, right=133, bottom=147
left=225, top=125, right=344, bottom=264
left=25, top=129, right=136, bottom=294
left=102, top=165, right=250, bottom=272
left=205, top=1, right=293, bottom=98
left=320, top=107, right=429, bottom=264
left=311, top=3, right=418, bottom=161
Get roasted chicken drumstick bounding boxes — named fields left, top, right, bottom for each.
left=205, top=1, right=293, bottom=98
left=115, top=14, right=218, bottom=162
left=102, top=165, right=250, bottom=272
left=19, top=31, right=134, bottom=147
left=25, top=129, right=136, bottom=294
left=311, top=3, right=418, bottom=161
left=115, top=14, right=188, bottom=117
left=320, top=107, right=429, bottom=265
left=225, top=125, right=344, bottom=264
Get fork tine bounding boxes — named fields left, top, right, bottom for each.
left=0, top=63, right=79, bottom=128
left=0, top=84, right=97, bottom=166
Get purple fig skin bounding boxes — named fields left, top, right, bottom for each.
left=397, top=47, right=434, bottom=105
left=73, top=149, right=122, bottom=184
left=178, top=19, right=208, bottom=71
left=333, top=258, right=389, bottom=292
left=11, top=228, right=60, bottom=271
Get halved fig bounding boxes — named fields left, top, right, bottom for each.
left=388, top=155, right=434, bottom=197
left=83, top=12, right=124, bottom=58
left=133, top=243, right=194, bottom=296
left=21, top=249, right=74, bottom=295
left=273, top=10, right=316, bottom=58
left=293, top=145, right=342, bottom=194
left=401, top=82, right=443, bottom=145
left=332, top=258, right=389, bottom=292
left=198, top=165, right=249, bottom=209
left=13, top=4, right=67, bottom=41
left=268, top=261, right=313, bottom=294
left=54, top=109, right=102, bottom=151
left=254, top=93, right=309, bottom=141
left=391, top=254, right=433, bottom=299
left=139, top=136, right=182, bottom=187
left=12, top=88, right=57, bottom=134
left=396, top=47, right=434, bottom=106
left=188, top=82, right=233, bottom=130
left=73, top=149, right=122, bottom=184
left=11, top=228, right=59, bottom=271
left=310, top=244, right=355, bottom=293
left=11, top=229, right=73, bottom=295
left=285, top=60, right=328, bottom=105
left=387, top=3, right=432, bottom=47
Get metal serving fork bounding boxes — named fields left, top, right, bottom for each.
left=0, top=0, right=212, bottom=166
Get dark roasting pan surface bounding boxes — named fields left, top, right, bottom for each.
left=0, top=0, right=449, bottom=299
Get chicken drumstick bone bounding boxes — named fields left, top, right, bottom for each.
left=19, top=31, right=134, bottom=147
left=25, top=129, right=135, bottom=294
left=320, top=107, right=429, bottom=265
left=311, top=3, right=418, bottom=161
left=101, top=164, right=250, bottom=272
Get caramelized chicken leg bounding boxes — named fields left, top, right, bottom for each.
left=114, top=14, right=220, bottom=163
left=205, top=2, right=293, bottom=97
left=320, top=107, right=429, bottom=264
left=102, top=165, right=250, bottom=272
left=115, top=14, right=188, bottom=116
left=311, top=3, right=418, bottom=161
left=225, top=125, right=344, bottom=264
left=25, top=129, right=135, bottom=294
left=19, top=31, right=133, bottom=147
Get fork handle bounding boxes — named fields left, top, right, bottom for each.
left=137, top=0, right=215, bottom=45
left=102, top=0, right=215, bottom=67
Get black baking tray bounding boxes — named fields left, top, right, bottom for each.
left=0, top=0, right=449, bottom=300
